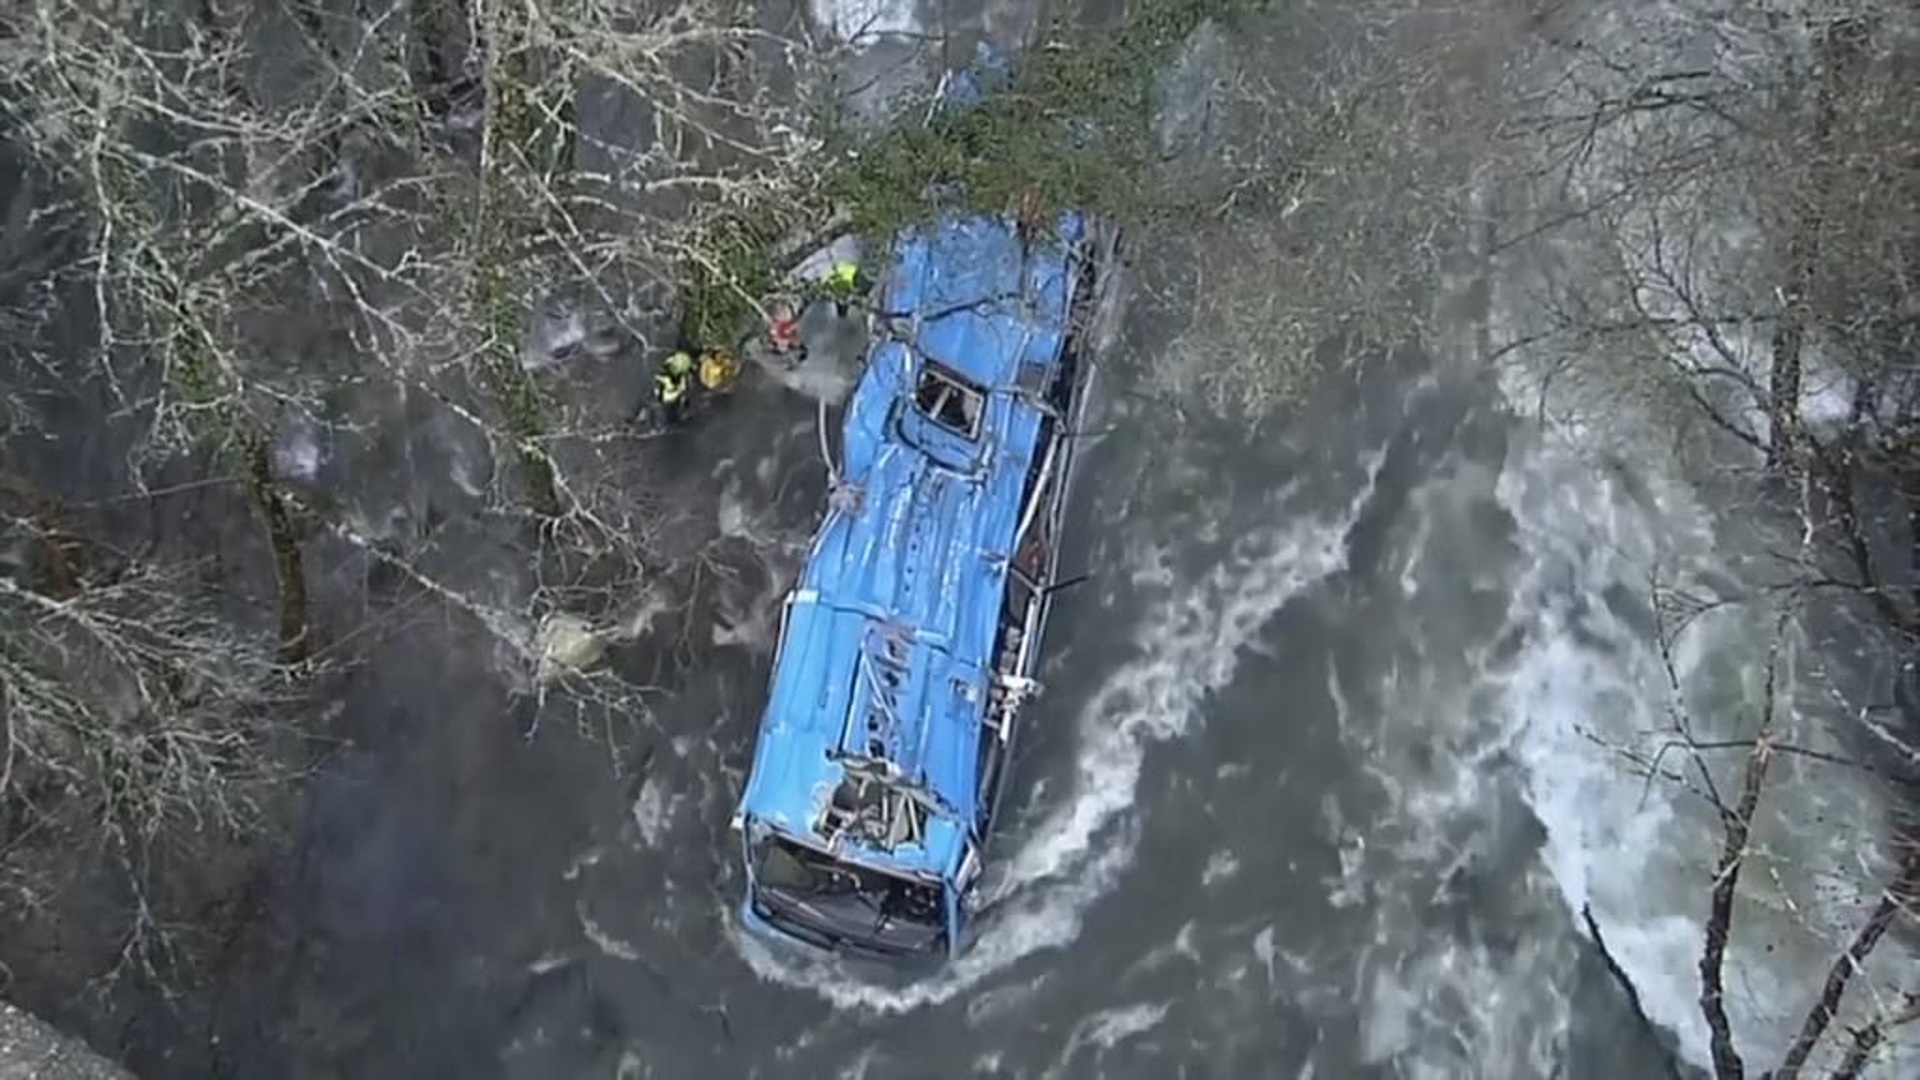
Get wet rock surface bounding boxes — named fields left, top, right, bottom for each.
left=0, top=1002, right=132, bottom=1080
left=1152, top=19, right=1227, bottom=164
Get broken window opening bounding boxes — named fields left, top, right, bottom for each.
left=914, top=360, right=986, bottom=439
left=819, top=758, right=932, bottom=850
left=751, top=832, right=946, bottom=955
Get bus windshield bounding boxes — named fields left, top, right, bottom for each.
left=750, top=833, right=946, bottom=957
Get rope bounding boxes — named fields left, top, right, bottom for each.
left=816, top=393, right=837, bottom=485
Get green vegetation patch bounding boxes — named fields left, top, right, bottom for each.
left=673, top=0, right=1263, bottom=348
left=471, top=183, right=562, bottom=519
left=678, top=195, right=821, bottom=350
left=154, top=286, right=313, bottom=661
left=827, top=0, right=1266, bottom=231
left=473, top=27, right=567, bottom=519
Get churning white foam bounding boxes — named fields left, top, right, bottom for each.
left=809, top=0, right=922, bottom=43
left=1312, top=448, right=1584, bottom=1078
left=1043, top=1000, right=1173, bottom=1077
left=736, top=450, right=1387, bottom=1010
left=1489, top=421, right=1914, bottom=1077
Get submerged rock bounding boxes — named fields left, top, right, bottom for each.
left=521, top=297, right=627, bottom=372
left=270, top=422, right=325, bottom=484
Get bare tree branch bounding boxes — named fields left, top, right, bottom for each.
left=1700, top=732, right=1775, bottom=1080
left=1771, top=845, right=1920, bottom=1078
left=1826, top=993, right=1920, bottom=1080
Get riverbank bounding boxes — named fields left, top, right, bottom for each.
left=0, top=1001, right=131, bottom=1080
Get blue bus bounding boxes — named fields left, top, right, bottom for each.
left=731, top=210, right=1117, bottom=961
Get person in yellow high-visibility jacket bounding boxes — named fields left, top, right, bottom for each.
left=823, top=260, right=869, bottom=318
left=654, top=350, right=694, bottom=423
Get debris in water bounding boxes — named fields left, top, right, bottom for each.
left=630, top=777, right=673, bottom=849
left=562, top=847, right=603, bottom=881
left=527, top=952, right=574, bottom=975
left=576, top=902, right=641, bottom=962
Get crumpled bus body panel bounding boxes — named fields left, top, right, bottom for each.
left=733, top=210, right=1116, bottom=962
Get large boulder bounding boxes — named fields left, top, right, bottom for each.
left=537, top=611, right=607, bottom=679
left=1152, top=19, right=1230, bottom=164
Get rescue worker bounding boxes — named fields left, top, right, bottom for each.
left=823, top=260, right=868, bottom=318
left=766, top=297, right=805, bottom=368
left=654, top=349, right=694, bottom=424
left=698, top=347, right=741, bottom=396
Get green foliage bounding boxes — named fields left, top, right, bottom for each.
left=826, top=0, right=1267, bottom=233
left=160, top=295, right=239, bottom=451
left=494, top=46, right=576, bottom=185
left=669, top=0, right=1261, bottom=350
left=472, top=24, right=566, bottom=518
left=472, top=187, right=562, bottom=519
left=826, top=100, right=1133, bottom=234
left=677, top=196, right=816, bottom=351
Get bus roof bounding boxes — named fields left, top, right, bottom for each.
left=736, top=210, right=1089, bottom=882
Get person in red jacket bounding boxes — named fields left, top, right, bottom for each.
left=766, top=296, right=805, bottom=368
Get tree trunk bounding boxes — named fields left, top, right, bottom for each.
left=241, top=436, right=311, bottom=664
left=1766, top=19, right=1860, bottom=472
left=1766, top=262, right=1808, bottom=471
left=1701, top=738, right=1775, bottom=1080
left=1773, top=845, right=1920, bottom=1078
left=1828, top=994, right=1920, bottom=1080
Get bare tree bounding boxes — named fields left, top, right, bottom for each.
left=1498, top=0, right=1920, bottom=634
left=1119, top=0, right=1514, bottom=423
left=0, top=0, right=831, bottom=696
left=6, top=0, right=820, bottom=540
left=1489, top=0, right=1920, bottom=1071
left=0, top=0, right=831, bottom=1008
left=1576, top=579, right=1920, bottom=1078
left=0, top=475, right=296, bottom=983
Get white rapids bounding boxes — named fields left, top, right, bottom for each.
left=736, top=449, right=1390, bottom=1011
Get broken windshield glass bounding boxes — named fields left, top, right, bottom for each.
left=750, top=833, right=945, bottom=955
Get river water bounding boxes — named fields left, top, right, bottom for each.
left=6, top=0, right=1913, bottom=1076
left=251, top=101, right=1905, bottom=1080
